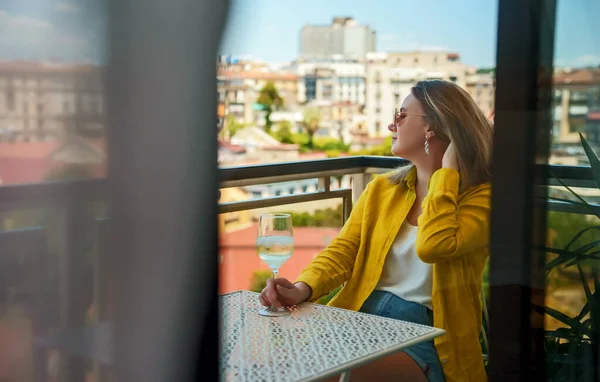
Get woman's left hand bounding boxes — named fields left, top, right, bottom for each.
left=442, top=142, right=459, bottom=171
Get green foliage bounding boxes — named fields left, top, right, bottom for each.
left=301, top=107, right=321, bottom=149
left=313, top=137, right=350, bottom=152
left=289, top=205, right=342, bottom=228
left=349, top=136, right=393, bottom=156
left=220, top=114, right=244, bottom=142
left=539, top=133, right=600, bottom=380
left=290, top=133, right=310, bottom=146
left=250, top=270, right=273, bottom=293
left=271, top=120, right=294, bottom=144
left=257, top=82, right=284, bottom=133
left=318, top=286, right=342, bottom=305
left=476, top=68, right=495, bottom=75
left=326, top=150, right=342, bottom=158
left=481, top=258, right=489, bottom=306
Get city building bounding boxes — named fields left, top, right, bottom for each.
left=291, top=57, right=366, bottom=141
left=294, top=57, right=366, bottom=105
left=465, top=71, right=495, bottom=118
left=300, top=17, right=376, bottom=60
left=552, top=68, right=600, bottom=145
left=365, top=51, right=469, bottom=137
left=217, top=69, right=298, bottom=124
left=0, top=61, right=104, bottom=142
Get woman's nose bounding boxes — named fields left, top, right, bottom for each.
left=388, top=123, right=396, bottom=132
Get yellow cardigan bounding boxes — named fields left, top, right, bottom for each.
left=296, top=167, right=490, bottom=381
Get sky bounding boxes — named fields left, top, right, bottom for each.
left=0, top=0, right=598, bottom=68
left=220, top=0, right=600, bottom=68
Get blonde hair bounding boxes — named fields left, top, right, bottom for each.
left=389, top=80, right=493, bottom=191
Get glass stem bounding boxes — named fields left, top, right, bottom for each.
left=271, top=268, right=279, bottom=311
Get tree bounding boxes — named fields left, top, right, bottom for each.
left=250, top=270, right=273, bottom=293
left=256, top=82, right=284, bottom=133
left=301, top=107, right=321, bottom=149
left=220, top=114, right=244, bottom=142
left=272, top=120, right=293, bottom=144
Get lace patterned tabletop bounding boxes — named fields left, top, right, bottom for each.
left=219, top=290, right=445, bottom=382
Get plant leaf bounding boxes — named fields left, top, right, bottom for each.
left=550, top=170, right=600, bottom=219
left=573, top=240, right=600, bottom=254
left=562, top=250, right=600, bottom=269
left=543, top=247, right=600, bottom=273
left=577, top=264, right=594, bottom=309
left=565, top=227, right=600, bottom=251
left=577, top=301, right=591, bottom=321
left=545, top=329, right=577, bottom=339
left=533, top=304, right=592, bottom=337
left=579, top=132, right=600, bottom=189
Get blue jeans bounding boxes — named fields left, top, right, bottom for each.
left=359, top=291, right=445, bottom=382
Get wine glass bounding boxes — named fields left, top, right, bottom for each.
left=256, top=213, right=294, bottom=317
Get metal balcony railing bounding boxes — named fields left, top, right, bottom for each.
left=0, top=156, right=598, bottom=380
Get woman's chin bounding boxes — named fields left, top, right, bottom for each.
left=391, top=146, right=404, bottom=158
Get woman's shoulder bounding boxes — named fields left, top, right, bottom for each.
left=362, top=172, right=407, bottom=201
left=459, top=180, right=492, bottom=201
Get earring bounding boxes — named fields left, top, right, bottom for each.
left=424, top=137, right=430, bottom=155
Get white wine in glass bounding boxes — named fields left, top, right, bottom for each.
left=256, top=213, right=294, bottom=317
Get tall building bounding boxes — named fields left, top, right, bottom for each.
left=0, top=61, right=104, bottom=142
left=365, top=51, right=469, bottom=137
left=300, top=17, right=376, bottom=60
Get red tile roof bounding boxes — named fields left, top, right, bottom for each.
left=218, top=140, right=246, bottom=153
left=0, top=141, right=59, bottom=158
left=0, top=138, right=106, bottom=185
left=0, top=60, right=101, bottom=74
left=219, top=70, right=298, bottom=81
left=554, top=68, right=600, bottom=85
left=588, top=112, right=600, bottom=121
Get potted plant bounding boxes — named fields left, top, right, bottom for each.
left=537, top=132, right=600, bottom=381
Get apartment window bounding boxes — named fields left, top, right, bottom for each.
left=6, top=88, right=15, bottom=110
left=375, top=107, right=381, bottom=114
left=450, top=76, right=457, bottom=83
left=414, top=57, right=419, bottom=64
left=394, top=93, right=400, bottom=105
left=375, top=121, right=381, bottom=134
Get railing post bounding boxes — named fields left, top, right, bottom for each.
left=342, top=194, right=352, bottom=224
left=351, top=173, right=371, bottom=204
left=58, top=197, right=89, bottom=382
left=318, top=177, right=331, bottom=192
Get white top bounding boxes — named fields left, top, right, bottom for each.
left=376, top=221, right=433, bottom=309
left=220, top=290, right=445, bottom=382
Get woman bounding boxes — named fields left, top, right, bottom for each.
left=259, top=80, right=493, bottom=381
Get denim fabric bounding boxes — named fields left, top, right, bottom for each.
left=359, top=290, right=445, bottom=382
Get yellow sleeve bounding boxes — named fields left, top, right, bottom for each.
left=416, top=168, right=491, bottom=264
left=295, top=181, right=371, bottom=301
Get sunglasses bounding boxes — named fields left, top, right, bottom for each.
left=393, top=108, right=426, bottom=123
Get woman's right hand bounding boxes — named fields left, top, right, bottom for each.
left=259, top=278, right=312, bottom=308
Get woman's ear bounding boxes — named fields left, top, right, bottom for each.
left=425, top=130, right=435, bottom=140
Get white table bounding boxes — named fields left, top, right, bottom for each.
left=220, top=290, right=445, bottom=382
